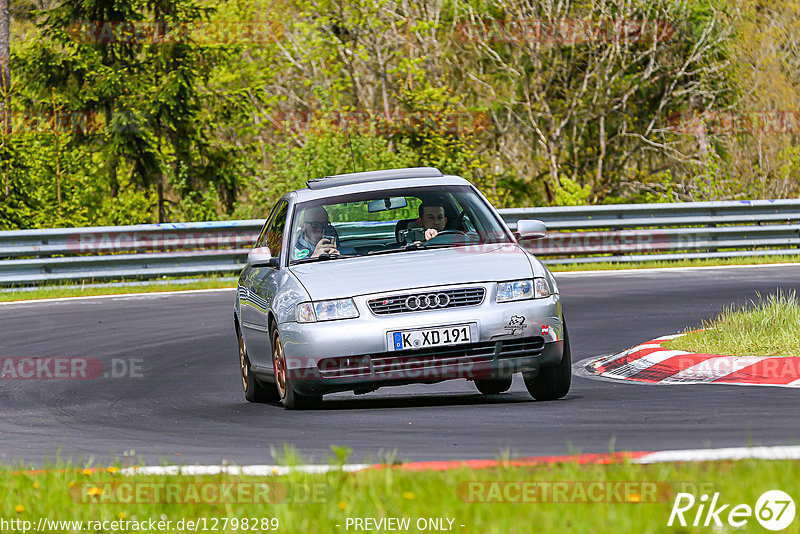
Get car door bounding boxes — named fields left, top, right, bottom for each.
left=240, top=199, right=290, bottom=369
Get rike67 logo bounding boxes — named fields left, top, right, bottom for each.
left=669, top=490, right=796, bottom=531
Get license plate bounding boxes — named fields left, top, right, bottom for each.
left=391, top=324, right=472, bottom=351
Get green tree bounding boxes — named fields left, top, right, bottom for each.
left=12, top=0, right=249, bottom=225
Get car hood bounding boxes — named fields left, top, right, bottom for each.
left=289, top=244, right=540, bottom=300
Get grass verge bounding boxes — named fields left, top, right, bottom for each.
left=0, top=277, right=236, bottom=303
left=547, top=254, right=800, bottom=272
left=1, top=457, right=798, bottom=533
left=663, top=290, right=800, bottom=357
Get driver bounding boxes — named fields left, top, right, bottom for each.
left=295, top=206, right=339, bottom=259
left=416, top=202, right=448, bottom=240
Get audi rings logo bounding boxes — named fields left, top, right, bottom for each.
left=405, top=293, right=451, bottom=311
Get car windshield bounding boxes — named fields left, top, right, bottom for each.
left=289, top=185, right=513, bottom=264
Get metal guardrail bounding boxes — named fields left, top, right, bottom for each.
left=500, top=199, right=800, bottom=229
left=0, top=221, right=262, bottom=285
left=1, top=200, right=799, bottom=285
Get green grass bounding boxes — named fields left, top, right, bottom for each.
left=0, top=277, right=236, bottom=303
left=664, top=291, right=800, bottom=357
left=547, top=254, right=800, bottom=272
left=2, top=457, right=799, bottom=533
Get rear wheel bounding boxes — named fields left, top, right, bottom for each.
left=271, top=326, right=322, bottom=410
left=238, top=323, right=279, bottom=403
left=523, top=320, right=572, bottom=401
left=474, top=377, right=513, bottom=395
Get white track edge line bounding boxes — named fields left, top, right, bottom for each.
left=554, top=261, right=800, bottom=277
left=634, top=445, right=800, bottom=464
left=120, top=463, right=371, bottom=477
left=0, top=287, right=236, bottom=306
left=117, top=446, right=800, bottom=476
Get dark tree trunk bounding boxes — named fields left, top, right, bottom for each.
left=0, top=0, right=9, bottom=115
left=157, top=176, right=165, bottom=223
left=0, top=0, right=10, bottom=198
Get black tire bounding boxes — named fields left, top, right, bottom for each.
left=474, top=377, right=513, bottom=395
left=237, top=322, right=279, bottom=403
left=271, top=326, right=322, bottom=410
left=523, top=320, right=572, bottom=401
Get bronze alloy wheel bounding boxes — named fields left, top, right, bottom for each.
left=270, top=325, right=322, bottom=409
left=237, top=320, right=279, bottom=403
left=238, top=329, right=249, bottom=392
left=272, top=329, right=287, bottom=399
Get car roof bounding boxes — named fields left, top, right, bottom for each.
left=306, top=167, right=443, bottom=189
left=290, top=168, right=473, bottom=203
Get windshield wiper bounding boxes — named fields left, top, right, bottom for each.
left=415, top=242, right=468, bottom=250
left=367, top=241, right=470, bottom=256
left=292, top=253, right=356, bottom=264
left=367, top=242, right=423, bottom=256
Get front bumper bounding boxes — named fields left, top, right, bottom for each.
left=282, top=338, right=563, bottom=395
left=262, top=284, right=563, bottom=395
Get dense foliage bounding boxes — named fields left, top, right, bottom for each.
left=2, top=0, right=799, bottom=228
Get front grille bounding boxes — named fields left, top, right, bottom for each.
left=370, top=341, right=497, bottom=375
left=316, top=336, right=546, bottom=378
left=317, top=356, right=372, bottom=379
left=368, top=287, right=485, bottom=315
left=497, top=336, right=545, bottom=358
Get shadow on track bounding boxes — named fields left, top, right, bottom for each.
left=243, top=392, right=579, bottom=411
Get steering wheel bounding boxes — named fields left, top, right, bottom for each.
left=426, top=229, right=468, bottom=244
left=435, top=230, right=467, bottom=236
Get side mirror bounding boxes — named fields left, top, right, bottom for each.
left=515, top=219, right=547, bottom=240
left=247, top=247, right=279, bottom=268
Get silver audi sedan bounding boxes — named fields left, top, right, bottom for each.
left=234, top=167, right=570, bottom=409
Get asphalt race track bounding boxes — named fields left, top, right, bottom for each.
left=1, top=265, right=799, bottom=466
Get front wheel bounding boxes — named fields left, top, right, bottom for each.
left=271, top=326, right=322, bottom=410
left=523, top=320, right=572, bottom=401
left=238, top=323, right=279, bottom=403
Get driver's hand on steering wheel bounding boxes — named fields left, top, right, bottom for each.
left=424, top=228, right=439, bottom=240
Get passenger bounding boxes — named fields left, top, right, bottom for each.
left=295, top=206, right=339, bottom=259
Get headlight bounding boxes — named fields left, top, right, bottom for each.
left=296, top=299, right=359, bottom=322
left=497, top=279, right=550, bottom=302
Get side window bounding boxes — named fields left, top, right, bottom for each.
left=255, top=202, right=280, bottom=248
left=266, top=201, right=289, bottom=259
